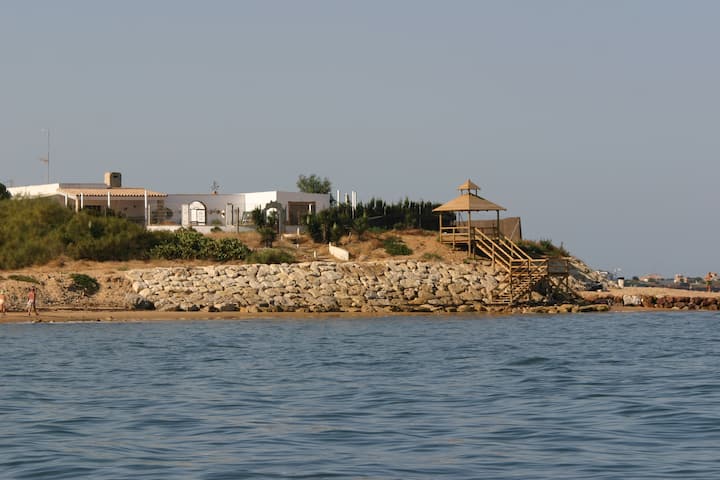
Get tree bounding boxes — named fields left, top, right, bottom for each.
left=251, top=206, right=277, bottom=247
left=0, top=183, right=10, bottom=201
left=296, top=174, right=332, bottom=194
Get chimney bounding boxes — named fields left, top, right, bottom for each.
left=104, top=172, right=122, bottom=188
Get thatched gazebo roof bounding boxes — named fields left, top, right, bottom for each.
left=432, top=179, right=506, bottom=213
left=433, top=179, right=506, bottom=252
left=432, top=194, right=506, bottom=213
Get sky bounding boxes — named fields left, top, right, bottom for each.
left=2, top=1, right=719, bottom=278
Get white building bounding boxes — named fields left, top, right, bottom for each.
left=161, top=190, right=331, bottom=233
left=9, top=172, right=332, bottom=232
left=8, top=172, right=166, bottom=225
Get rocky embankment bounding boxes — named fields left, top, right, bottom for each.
left=126, top=260, right=516, bottom=313
left=588, top=293, right=720, bottom=310
left=6, top=259, right=716, bottom=315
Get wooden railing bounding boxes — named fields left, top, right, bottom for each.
left=438, top=226, right=471, bottom=248
left=440, top=226, right=552, bottom=305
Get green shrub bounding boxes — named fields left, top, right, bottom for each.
left=60, top=214, right=161, bottom=261
left=421, top=252, right=442, bottom=261
left=151, top=228, right=251, bottom=262
left=151, top=228, right=210, bottom=260
left=8, top=274, right=40, bottom=284
left=247, top=248, right=296, bottom=264
left=351, top=215, right=370, bottom=238
left=517, top=238, right=570, bottom=258
left=0, top=182, right=10, bottom=200
left=0, top=198, right=166, bottom=268
left=69, top=273, right=100, bottom=296
left=203, top=237, right=252, bottom=262
left=383, top=236, right=413, bottom=256
left=0, top=198, right=71, bottom=268
left=257, top=226, right=278, bottom=248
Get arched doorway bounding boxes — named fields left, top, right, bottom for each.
left=189, top=201, right=207, bottom=226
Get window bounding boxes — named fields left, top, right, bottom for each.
left=189, top=201, right=206, bottom=225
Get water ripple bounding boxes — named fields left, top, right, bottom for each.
left=2, top=313, right=720, bottom=478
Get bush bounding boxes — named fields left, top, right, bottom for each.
left=0, top=182, right=10, bottom=200
left=352, top=216, right=370, bottom=238
left=8, top=274, right=40, bottom=284
left=69, top=273, right=100, bottom=296
left=303, top=198, right=443, bottom=244
left=517, top=239, right=570, bottom=258
left=204, top=237, right=252, bottom=262
left=60, top=214, right=161, bottom=261
left=383, top=236, right=413, bottom=256
left=0, top=198, right=72, bottom=268
left=151, top=228, right=251, bottom=262
left=0, top=198, right=166, bottom=268
left=247, top=248, right=296, bottom=264
left=257, top=226, right=277, bottom=248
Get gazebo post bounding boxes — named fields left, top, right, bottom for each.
left=468, top=210, right=473, bottom=257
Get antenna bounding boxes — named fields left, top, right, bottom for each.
left=40, top=128, right=50, bottom=183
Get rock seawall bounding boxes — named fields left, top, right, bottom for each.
left=592, top=294, right=720, bottom=310
left=126, top=261, right=507, bottom=313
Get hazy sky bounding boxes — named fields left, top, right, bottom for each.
left=2, top=1, right=718, bottom=277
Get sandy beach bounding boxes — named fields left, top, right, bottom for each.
left=1, top=284, right=718, bottom=324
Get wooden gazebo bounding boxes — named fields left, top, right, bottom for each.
left=432, top=179, right=574, bottom=306
left=433, top=179, right=506, bottom=254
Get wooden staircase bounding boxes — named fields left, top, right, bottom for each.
left=439, top=226, right=575, bottom=305
left=472, top=228, right=548, bottom=305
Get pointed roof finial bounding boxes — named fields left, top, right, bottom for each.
left=457, top=179, right=480, bottom=193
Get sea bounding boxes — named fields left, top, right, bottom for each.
left=2, top=311, right=720, bottom=479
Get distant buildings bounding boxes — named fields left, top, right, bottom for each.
left=639, top=273, right=663, bottom=283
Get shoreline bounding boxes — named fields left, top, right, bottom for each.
left=3, top=260, right=719, bottom=324
left=0, top=303, right=704, bottom=324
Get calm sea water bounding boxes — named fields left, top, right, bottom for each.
left=2, top=312, right=720, bottom=479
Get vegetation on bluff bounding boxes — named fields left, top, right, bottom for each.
left=0, top=195, right=569, bottom=270
left=0, top=182, right=10, bottom=201
left=517, top=239, right=570, bottom=258
left=305, top=199, right=447, bottom=244
left=0, top=198, right=252, bottom=269
left=0, top=198, right=162, bottom=269
left=150, top=228, right=251, bottom=262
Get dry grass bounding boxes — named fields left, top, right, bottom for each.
left=2, top=229, right=471, bottom=278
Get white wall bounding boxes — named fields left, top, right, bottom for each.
left=8, top=182, right=332, bottom=230
left=8, top=183, right=63, bottom=197
left=244, top=191, right=332, bottom=227
left=163, top=193, right=245, bottom=226
left=244, top=191, right=332, bottom=214
left=275, top=191, right=331, bottom=211
left=243, top=191, right=278, bottom=213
